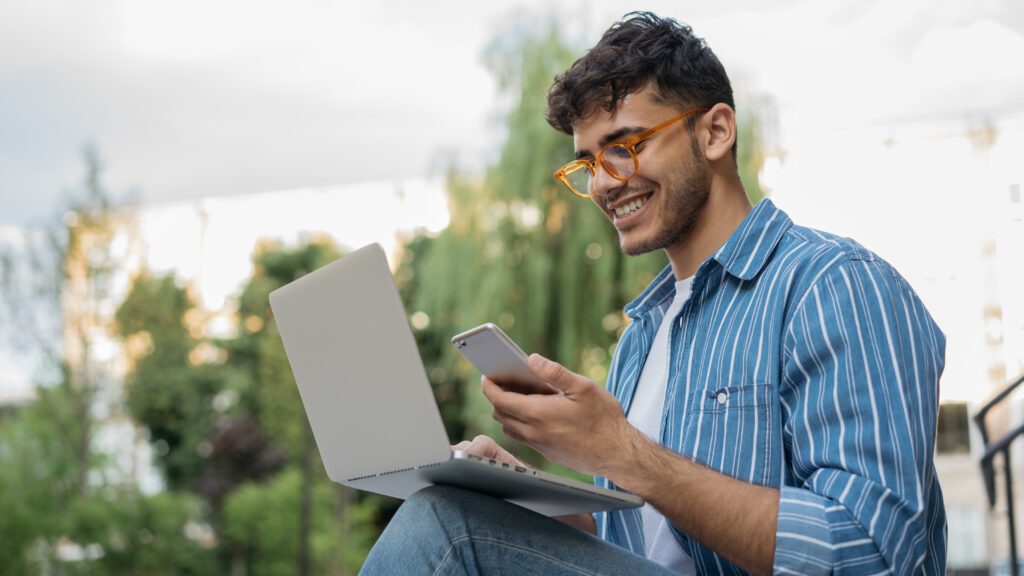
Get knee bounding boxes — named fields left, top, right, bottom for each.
left=363, top=486, right=477, bottom=573
left=373, top=485, right=478, bottom=549
left=396, top=485, right=500, bottom=532
left=401, top=484, right=477, bottom=521
left=407, top=484, right=472, bottom=506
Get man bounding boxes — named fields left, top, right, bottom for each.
left=362, top=12, right=945, bottom=575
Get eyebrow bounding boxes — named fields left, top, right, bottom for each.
left=574, top=125, right=648, bottom=160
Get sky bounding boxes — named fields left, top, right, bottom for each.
left=2, top=0, right=1023, bottom=226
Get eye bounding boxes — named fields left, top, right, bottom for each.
left=604, top=145, right=632, bottom=160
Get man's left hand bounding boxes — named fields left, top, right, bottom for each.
left=481, top=353, right=641, bottom=477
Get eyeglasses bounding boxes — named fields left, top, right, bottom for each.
left=553, top=107, right=708, bottom=198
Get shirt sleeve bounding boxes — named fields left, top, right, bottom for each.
left=773, top=258, right=945, bottom=574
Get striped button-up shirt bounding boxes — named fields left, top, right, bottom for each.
left=595, top=199, right=946, bottom=574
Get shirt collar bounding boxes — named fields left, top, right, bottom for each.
left=623, top=199, right=791, bottom=319
left=623, top=265, right=677, bottom=319
left=712, top=198, right=791, bottom=281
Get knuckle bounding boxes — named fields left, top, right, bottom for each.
left=547, top=362, right=568, bottom=382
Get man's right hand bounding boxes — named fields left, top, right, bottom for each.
left=451, top=434, right=527, bottom=468
left=450, top=434, right=596, bottom=535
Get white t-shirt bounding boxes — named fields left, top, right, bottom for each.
left=626, top=276, right=696, bottom=574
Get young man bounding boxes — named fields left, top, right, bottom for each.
left=362, top=12, right=945, bottom=575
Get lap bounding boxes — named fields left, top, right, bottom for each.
left=361, top=485, right=676, bottom=576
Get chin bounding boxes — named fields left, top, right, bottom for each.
left=618, top=233, right=659, bottom=256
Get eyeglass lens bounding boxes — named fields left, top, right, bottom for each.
left=566, top=145, right=637, bottom=196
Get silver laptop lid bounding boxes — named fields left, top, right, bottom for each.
left=269, top=243, right=451, bottom=482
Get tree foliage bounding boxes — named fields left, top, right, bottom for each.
left=115, top=273, right=218, bottom=490
left=0, top=148, right=215, bottom=575
left=399, top=24, right=664, bottom=465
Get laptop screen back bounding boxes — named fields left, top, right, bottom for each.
left=269, top=243, right=451, bottom=482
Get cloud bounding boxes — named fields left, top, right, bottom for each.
left=0, top=0, right=502, bottom=225
left=910, top=19, right=1024, bottom=112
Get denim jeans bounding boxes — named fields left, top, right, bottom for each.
left=360, top=485, right=677, bottom=575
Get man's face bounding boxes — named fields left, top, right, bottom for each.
left=572, top=87, right=709, bottom=256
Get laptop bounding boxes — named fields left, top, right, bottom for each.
left=269, top=242, right=642, bottom=516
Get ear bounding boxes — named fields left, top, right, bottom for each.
left=701, top=103, right=737, bottom=163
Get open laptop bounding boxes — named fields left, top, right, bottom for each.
left=269, top=242, right=642, bottom=516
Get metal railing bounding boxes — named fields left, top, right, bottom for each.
left=975, top=373, right=1024, bottom=576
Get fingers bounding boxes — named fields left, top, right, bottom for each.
left=498, top=418, right=533, bottom=445
left=527, top=354, right=581, bottom=394
left=481, top=377, right=541, bottom=423
left=467, top=435, right=501, bottom=459
left=454, top=434, right=524, bottom=467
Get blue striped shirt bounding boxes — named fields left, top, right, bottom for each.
left=595, top=199, right=946, bottom=574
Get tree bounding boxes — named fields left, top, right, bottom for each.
left=115, top=272, right=222, bottom=491
left=222, top=469, right=378, bottom=576
left=0, top=383, right=85, bottom=574
left=114, top=236, right=385, bottom=575
left=0, top=146, right=217, bottom=574
left=216, top=238, right=382, bottom=576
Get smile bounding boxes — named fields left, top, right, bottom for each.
left=608, top=193, right=653, bottom=219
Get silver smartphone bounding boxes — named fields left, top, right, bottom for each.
left=451, top=323, right=560, bottom=395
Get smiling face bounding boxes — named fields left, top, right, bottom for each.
left=572, top=86, right=710, bottom=257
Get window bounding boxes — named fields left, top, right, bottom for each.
left=946, top=503, right=987, bottom=569
left=937, top=402, right=971, bottom=454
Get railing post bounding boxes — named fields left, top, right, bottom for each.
left=1009, top=447, right=1019, bottom=576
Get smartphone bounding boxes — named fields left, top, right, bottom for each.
left=451, top=323, right=561, bottom=395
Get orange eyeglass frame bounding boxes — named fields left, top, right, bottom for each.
left=553, top=107, right=709, bottom=198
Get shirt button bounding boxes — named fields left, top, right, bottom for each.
left=716, top=392, right=728, bottom=405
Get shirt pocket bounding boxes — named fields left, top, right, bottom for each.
left=685, top=383, right=775, bottom=486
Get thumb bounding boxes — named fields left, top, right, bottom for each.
left=528, top=353, right=579, bottom=393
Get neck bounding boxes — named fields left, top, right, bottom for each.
left=664, top=179, right=752, bottom=280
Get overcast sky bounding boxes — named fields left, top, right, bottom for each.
left=2, top=0, right=1024, bottom=226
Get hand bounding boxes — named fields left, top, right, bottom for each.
left=451, top=435, right=527, bottom=468
left=453, top=433, right=595, bottom=535
left=482, top=353, right=641, bottom=478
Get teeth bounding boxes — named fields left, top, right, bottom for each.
left=613, top=197, right=646, bottom=217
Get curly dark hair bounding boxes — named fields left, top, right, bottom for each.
left=546, top=12, right=735, bottom=142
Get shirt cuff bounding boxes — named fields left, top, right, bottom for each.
left=773, top=486, right=889, bottom=575
left=774, top=486, right=834, bottom=574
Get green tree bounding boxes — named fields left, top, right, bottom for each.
left=0, top=383, right=86, bottom=574
left=216, top=238, right=382, bottom=576
left=0, top=147, right=217, bottom=574
left=114, top=237, right=386, bottom=575
left=115, top=272, right=222, bottom=490
left=223, top=469, right=377, bottom=576
left=66, top=489, right=216, bottom=575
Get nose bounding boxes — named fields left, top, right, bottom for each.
left=590, top=162, right=626, bottom=198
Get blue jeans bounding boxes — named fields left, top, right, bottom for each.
left=360, top=485, right=677, bottom=575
